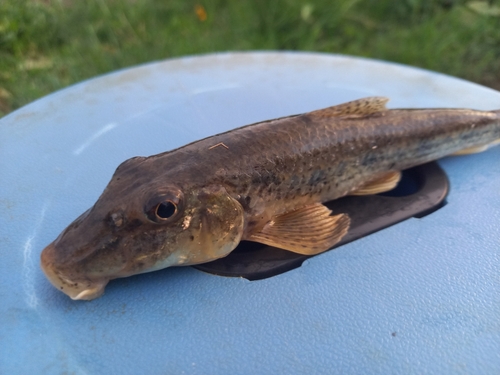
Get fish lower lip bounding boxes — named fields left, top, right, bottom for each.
left=40, top=242, right=108, bottom=300
left=71, top=286, right=106, bottom=301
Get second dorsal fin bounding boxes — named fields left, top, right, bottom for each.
left=308, top=97, right=389, bottom=119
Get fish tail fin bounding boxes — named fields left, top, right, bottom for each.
left=452, top=139, right=500, bottom=155
left=453, top=107, right=500, bottom=156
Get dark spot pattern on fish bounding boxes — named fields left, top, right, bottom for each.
left=308, top=170, right=327, bottom=185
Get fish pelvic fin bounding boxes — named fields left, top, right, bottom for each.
left=308, top=97, right=389, bottom=119
left=247, top=203, right=350, bottom=255
left=350, top=171, right=401, bottom=196
left=452, top=139, right=500, bottom=156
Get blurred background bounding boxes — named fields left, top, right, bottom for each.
left=0, top=0, right=499, bottom=118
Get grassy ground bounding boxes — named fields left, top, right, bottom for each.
left=1, top=0, right=499, bottom=117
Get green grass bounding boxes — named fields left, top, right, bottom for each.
left=1, top=0, right=499, bottom=117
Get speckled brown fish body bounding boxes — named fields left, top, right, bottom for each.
left=40, top=97, right=500, bottom=300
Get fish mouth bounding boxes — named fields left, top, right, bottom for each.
left=40, top=242, right=108, bottom=300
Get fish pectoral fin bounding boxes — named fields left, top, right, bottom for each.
left=247, top=203, right=350, bottom=255
left=452, top=139, right=500, bottom=155
left=308, top=97, right=389, bottom=119
left=350, top=171, right=401, bottom=196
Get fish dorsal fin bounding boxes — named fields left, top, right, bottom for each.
left=350, top=171, right=401, bottom=196
left=308, top=97, right=389, bottom=119
left=247, top=203, right=350, bottom=255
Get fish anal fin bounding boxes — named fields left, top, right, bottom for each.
left=452, top=139, right=500, bottom=155
left=247, top=203, right=350, bottom=255
left=308, top=97, right=389, bottom=119
left=350, top=171, right=401, bottom=196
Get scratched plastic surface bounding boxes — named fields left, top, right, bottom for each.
left=1, top=52, right=499, bottom=375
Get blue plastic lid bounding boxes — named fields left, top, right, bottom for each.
left=1, top=52, right=499, bottom=375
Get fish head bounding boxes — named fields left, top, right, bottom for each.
left=40, top=156, right=245, bottom=300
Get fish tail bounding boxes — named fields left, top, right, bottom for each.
left=493, top=109, right=500, bottom=147
left=491, top=138, right=500, bottom=147
left=452, top=110, right=500, bottom=155
left=453, top=139, right=500, bottom=155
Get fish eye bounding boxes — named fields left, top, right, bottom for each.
left=145, top=190, right=183, bottom=223
left=155, top=201, right=177, bottom=219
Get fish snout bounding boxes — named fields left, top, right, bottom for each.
left=40, top=242, right=108, bottom=300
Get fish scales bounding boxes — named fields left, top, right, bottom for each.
left=39, top=97, right=500, bottom=300
left=142, top=108, right=499, bottom=223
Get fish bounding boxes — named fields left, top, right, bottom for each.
left=40, top=97, right=500, bottom=300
